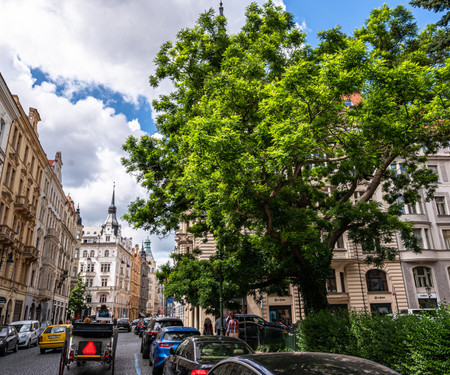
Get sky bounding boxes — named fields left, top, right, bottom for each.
left=0, top=0, right=444, bottom=267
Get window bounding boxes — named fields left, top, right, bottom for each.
left=442, top=230, right=450, bottom=249
left=106, top=236, right=110, bottom=242
left=428, top=165, right=439, bottom=182
left=340, top=272, right=346, bottom=293
left=370, top=303, right=392, bottom=315
left=86, top=295, right=92, bottom=303
left=326, top=270, right=337, bottom=293
left=335, top=236, right=345, bottom=249
left=86, top=278, right=93, bottom=287
left=435, top=197, right=447, bottom=215
left=83, top=250, right=88, bottom=258
left=413, top=228, right=431, bottom=249
left=72, top=267, right=77, bottom=278
left=87, top=263, right=94, bottom=272
left=406, top=201, right=423, bottom=215
left=353, top=191, right=364, bottom=202
left=101, top=278, right=108, bottom=287
left=366, top=270, right=388, bottom=292
left=101, top=263, right=111, bottom=272
left=100, top=294, right=107, bottom=303
left=80, top=264, right=84, bottom=272
left=90, top=250, right=95, bottom=257
left=74, top=249, right=79, bottom=259
left=413, top=267, right=433, bottom=288
left=104, top=250, right=109, bottom=257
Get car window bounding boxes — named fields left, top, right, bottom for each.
left=160, top=320, right=183, bottom=328
left=13, top=324, right=31, bottom=332
left=198, top=341, right=252, bottom=364
left=0, top=327, right=7, bottom=336
left=210, top=363, right=255, bottom=375
left=175, top=340, right=189, bottom=355
left=44, top=326, right=66, bottom=334
left=163, top=331, right=199, bottom=341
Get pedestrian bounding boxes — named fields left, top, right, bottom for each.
left=215, top=315, right=227, bottom=335
left=83, top=317, right=91, bottom=324
left=203, top=318, right=213, bottom=335
left=225, top=312, right=239, bottom=338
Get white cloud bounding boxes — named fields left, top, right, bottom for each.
left=0, top=0, right=272, bottom=265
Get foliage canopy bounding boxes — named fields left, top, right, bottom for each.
left=123, top=1, right=449, bottom=315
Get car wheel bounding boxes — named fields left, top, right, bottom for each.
left=40, top=348, right=46, bottom=354
left=142, top=344, right=150, bottom=359
left=13, top=342, right=18, bottom=353
left=152, top=365, right=162, bottom=375
left=0, top=346, right=5, bottom=356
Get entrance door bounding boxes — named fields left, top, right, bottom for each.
left=269, top=305, right=292, bottom=326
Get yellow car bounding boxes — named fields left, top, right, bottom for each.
left=39, top=324, right=71, bottom=354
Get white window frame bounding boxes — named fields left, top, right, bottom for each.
left=413, top=266, right=433, bottom=288
left=435, top=196, right=447, bottom=216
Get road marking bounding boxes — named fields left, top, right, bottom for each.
left=135, top=353, right=142, bottom=375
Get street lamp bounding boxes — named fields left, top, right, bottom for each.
left=0, top=250, right=14, bottom=270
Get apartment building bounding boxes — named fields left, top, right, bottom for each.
left=78, top=186, right=133, bottom=319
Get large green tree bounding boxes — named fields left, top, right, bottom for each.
left=123, top=2, right=449, bottom=315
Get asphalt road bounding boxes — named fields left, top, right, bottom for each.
left=0, top=329, right=152, bottom=375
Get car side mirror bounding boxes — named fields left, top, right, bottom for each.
left=169, top=347, right=175, bottom=355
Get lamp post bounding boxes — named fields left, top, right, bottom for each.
left=0, top=250, right=14, bottom=275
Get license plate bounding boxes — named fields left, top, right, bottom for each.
left=49, top=335, right=60, bottom=339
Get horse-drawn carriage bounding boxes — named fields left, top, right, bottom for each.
left=58, top=320, right=118, bottom=374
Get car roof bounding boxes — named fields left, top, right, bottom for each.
left=229, top=352, right=401, bottom=374
left=46, top=324, right=71, bottom=328
left=161, top=326, right=198, bottom=333
left=155, top=317, right=182, bottom=322
left=10, top=320, right=39, bottom=324
left=192, top=335, right=247, bottom=343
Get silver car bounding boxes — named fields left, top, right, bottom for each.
left=10, top=320, right=40, bottom=348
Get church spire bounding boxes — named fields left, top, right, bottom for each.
left=219, top=1, right=224, bottom=16
left=104, top=183, right=119, bottom=234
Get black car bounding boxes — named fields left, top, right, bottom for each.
left=208, top=352, right=401, bottom=375
left=117, top=318, right=132, bottom=332
left=237, top=321, right=290, bottom=350
left=0, top=326, right=19, bottom=356
left=163, top=335, right=253, bottom=375
left=235, top=314, right=287, bottom=329
left=141, top=317, right=183, bottom=359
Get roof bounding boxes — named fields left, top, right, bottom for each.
left=161, top=326, right=199, bottom=333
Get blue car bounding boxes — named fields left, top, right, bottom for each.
left=149, top=326, right=200, bottom=374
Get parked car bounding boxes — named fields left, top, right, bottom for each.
left=136, top=317, right=153, bottom=336
left=38, top=324, right=71, bottom=354
left=207, top=352, right=402, bottom=375
left=235, top=314, right=287, bottom=329
left=38, top=321, right=52, bottom=337
left=117, top=318, right=132, bottom=332
left=131, top=319, right=140, bottom=326
left=0, top=326, right=19, bottom=355
left=149, top=326, right=200, bottom=375
left=163, top=335, right=253, bottom=375
left=10, top=320, right=40, bottom=348
left=142, top=317, right=183, bottom=359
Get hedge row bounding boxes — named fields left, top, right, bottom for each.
left=295, top=306, right=450, bottom=375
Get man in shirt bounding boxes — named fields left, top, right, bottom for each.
left=226, top=312, right=239, bottom=338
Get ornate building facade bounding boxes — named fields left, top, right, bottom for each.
left=78, top=187, right=133, bottom=319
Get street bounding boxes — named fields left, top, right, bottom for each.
left=0, top=331, right=152, bottom=375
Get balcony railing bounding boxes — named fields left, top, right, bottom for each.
left=23, top=245, right=39, bottom=261
left=0, top=224, right=15, bottom=245
left=44, top=228, right=58, bottom=239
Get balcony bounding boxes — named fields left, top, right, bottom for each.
left=44, top=228, right=58, bottom=240
left=23, top=245, right=39, bottom=261
left=0, top=224, right=15, bottom=245
left=14, top=195, right=30, bottom=216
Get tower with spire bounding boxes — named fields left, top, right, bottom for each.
left=102, top=183, right=120, bottom=237
left=219, top=1, right=224, bottom=16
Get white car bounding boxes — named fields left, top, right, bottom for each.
left=10, top=320, right=40, bottom=348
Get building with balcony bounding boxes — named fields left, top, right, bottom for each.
left=0, top=92, right=47, bottom=325
left=78, top=186, right=133, bottom=319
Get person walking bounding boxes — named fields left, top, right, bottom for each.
left=226, top=312, right=239, bottom=338
left=215, top=315, right=227, bottom=335
left=203, top=318, right=213, bottom=335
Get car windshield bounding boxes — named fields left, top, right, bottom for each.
left=44, top=326, right=66, bottom=334
left=164, top=331, right=199, bottom=341
left=0, top=327, right=7, bottom=336
left=13, top=324, right=31, bottom=333
left=198, top=341, right=253, bottom=364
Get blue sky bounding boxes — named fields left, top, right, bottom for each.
left=0, top=0, right=445, bottom=265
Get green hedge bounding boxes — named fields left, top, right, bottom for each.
left=295, top=305, right=450, bottom=375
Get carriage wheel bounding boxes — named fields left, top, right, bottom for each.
left=111, top=355, right=115, bottom=375
left=58, top=342, right=67, bottom=375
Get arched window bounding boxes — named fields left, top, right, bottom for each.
left=366, top=270, right=388, bottom=292
left=413, top=267, right=433, bottom=288
left=83, top=250, right=88, bottom=258
left=99, top=294, right=107, bottom=303
left=90, top=250, right=95, bottom=257
left=104, top=250, right=110, bottom=257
